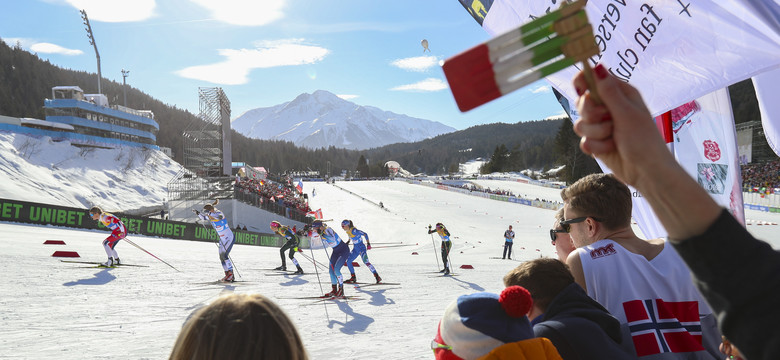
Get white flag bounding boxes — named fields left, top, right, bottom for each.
left=477, top=0, right=780, bottom=117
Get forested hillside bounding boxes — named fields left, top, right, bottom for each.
left=0, top=38, right=760, bottom=180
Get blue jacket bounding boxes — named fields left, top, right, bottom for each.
left=533, top=283, right=636, bottom=359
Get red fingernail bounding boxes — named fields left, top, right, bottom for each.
left=594, top=64, right=608, bottom=79
left=575, top=85, right=584, bottom=96
left=601, top=113, right=612, bottom=122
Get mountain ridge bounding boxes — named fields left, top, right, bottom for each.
left=231, top=90, right=456, bottom=150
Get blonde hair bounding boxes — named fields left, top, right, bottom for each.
left=169, top=293, right=308, bottom=360
left=203, top=199, right=219, bottom=212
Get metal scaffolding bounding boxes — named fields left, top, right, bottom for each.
left=168, top=87, right=233, bottom=201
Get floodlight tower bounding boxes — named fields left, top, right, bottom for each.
left=80, top=9, right=102, bottom=94
left=121, top=69, right=130, bottom=106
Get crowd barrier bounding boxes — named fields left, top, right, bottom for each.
left=0, top=198, right=310, bottom=248
left=405, top=179, right=562, bottom=211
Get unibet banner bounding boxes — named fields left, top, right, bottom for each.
left=0, top=198, right=304, bottom=248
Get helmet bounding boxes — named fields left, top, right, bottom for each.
left=341, top=219, right=352, bottom=228
left=312, top=220, right=324, bottom=228
left=270, top=221, right=281, bottom=230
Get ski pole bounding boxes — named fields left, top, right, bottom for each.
left=220, top=240, right=241, bottom=279
left=309, top=244, right=331, bottom=321
left=123, top=238, right=180, bottom=272
left=300, top=251, right=328, bottom=270
left=428, top=226, right=441, bottom=271
left=446, top=242, right=456, bottom=274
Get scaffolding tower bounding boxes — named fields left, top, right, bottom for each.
left=168, top=87, right=233, bottom=202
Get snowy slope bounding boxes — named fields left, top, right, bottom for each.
left=2, top=179, right=780, bottom=359
left=0, top=132, right=183, bottom=212
left=231, top=90, right=456, bottom=150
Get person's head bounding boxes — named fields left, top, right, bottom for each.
left=503, top=258, right=574, bottom=314
left=203, top=199, right=219, bottom=213
left=508, top=225, right=513, bottom=231
left=311, top=220, right=326, bottom=233
left=341, top=219, right=353, bottom=229
left=550, top=208, right=576, bottom=262
left=435, top=222, right=445, bottom=230
left=433, top=286, right=534, bottom=359
left=169, top=293, right=308, bottom=360
left=89, top=206, right=102, bottom=220
left=560, top=173, right=632, bottom=245
left=270, top=220, right=282, bottom=232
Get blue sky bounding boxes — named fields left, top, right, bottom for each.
left=0, top=0, right=565, bottom=130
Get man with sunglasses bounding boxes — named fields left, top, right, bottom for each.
left=561, top=173, right=721, bottom=359
left=550, top=208, right=575, bottom=263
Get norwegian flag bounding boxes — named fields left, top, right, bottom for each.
left=623, top=299, right=705, bottom=357
left=296, top=179, right=303, bottom=194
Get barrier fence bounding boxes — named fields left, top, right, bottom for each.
left=0, top=198, right=310, bottom=248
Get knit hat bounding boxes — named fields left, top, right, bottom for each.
left=435, top=286, right=534, bottom=360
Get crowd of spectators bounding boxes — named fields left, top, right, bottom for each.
left=742, top=159, right=780, bottom=192
left=233, top=175, right=311, bottom=222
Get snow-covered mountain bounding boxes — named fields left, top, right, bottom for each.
left=231, top=90, right=456, bottom=150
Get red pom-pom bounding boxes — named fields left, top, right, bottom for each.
left=499, top=286, right=532, bottom=318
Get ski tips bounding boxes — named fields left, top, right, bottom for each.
left=442, top=0, right=599, bottom=112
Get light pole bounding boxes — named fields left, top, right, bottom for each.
left=80, top=9, right=102, bottom=95
left=121, top=69, right=130, bottom=107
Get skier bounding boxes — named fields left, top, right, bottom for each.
left=270, top=220, right=304, bottom=274
left=340, top=220, right=381, bottom=284
left=311, top=219, right=349, bottom=298
left=89, top=206, right=126, bottom=267
left=502, top=225, right=515, bottom=259
left=193, top=199, right=235, bottom=282
left=428, top=222, right=452, bottom=275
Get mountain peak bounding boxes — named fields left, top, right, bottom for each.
left=231, top=92, right=456, bottom=150
left=311, top=90, right=343, bottom=103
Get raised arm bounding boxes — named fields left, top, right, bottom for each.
left=571, top=64, right=720, bottom=240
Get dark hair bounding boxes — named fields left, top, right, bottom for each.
left=503, top=258, right=574, bottom=312
left=560, top=173, right=632, bottom=230
left=169, top=293, right=308, bottom=360
left=89, top=206, right=102, bottom=215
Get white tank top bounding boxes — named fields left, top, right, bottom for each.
left=578, top=239, right=721, bottom=359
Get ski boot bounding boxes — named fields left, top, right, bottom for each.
left=113, top=258, right=121, bottom=265
left=274, top=265, right=286, bottom=271
left=343, top=273, right=357, bottom=283
left=439, top=268, right=446, bottom=273
left=322, top=284, right=338, bottom=298
left=443, top=267, right=450, bottom=276
left=292, top=266, right=304, bottom=275
left=335, top=284, right=344, bottom=298
left=374, top=272, right=382, bottom=284
left=220, top=270, right=235, bottom=282
left=101, top=258, right=114, bottom=267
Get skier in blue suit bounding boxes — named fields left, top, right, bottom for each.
left=312, top=220, right=349, bottom=298
left=341, top=219, right=382, bottom=284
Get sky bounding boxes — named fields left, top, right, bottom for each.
left=0, top=0, right=567, bottom=130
